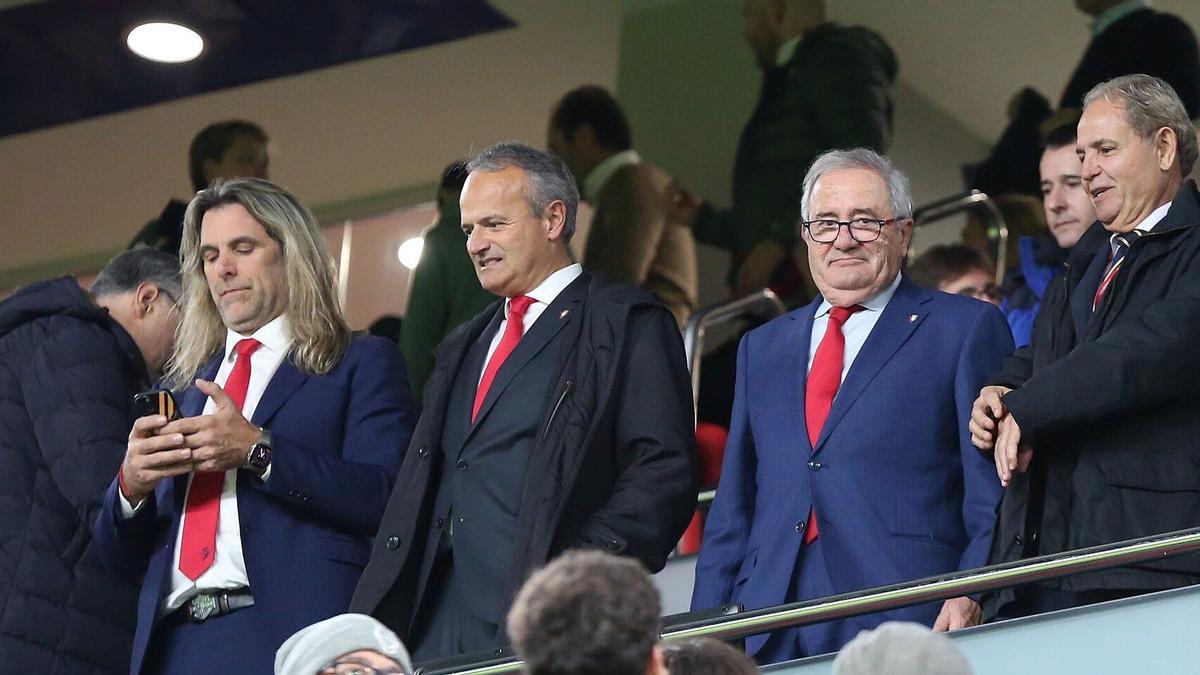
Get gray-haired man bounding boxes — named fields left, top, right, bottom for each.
left=972, top=74, right=1200, bottom=617
left=0, top=248, right=181, bottom=674
left=352, top=142, right=697, bottom=662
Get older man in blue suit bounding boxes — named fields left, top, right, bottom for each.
left=92, top=178, right=415, bottom=674
left=691, top=149, right=1012, bottom=664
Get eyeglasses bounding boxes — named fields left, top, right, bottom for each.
left=319, top=663, right=407, bottom=675
left=801, top=218, right=903, bottom=243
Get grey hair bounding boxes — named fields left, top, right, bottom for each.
left=91, top=247, right=182, bottom=301
left=467, top=141, right=580, bottom=243
left=1083, top=74, right=1198, bottom=177
left=800, top=148, right=913, bottom=222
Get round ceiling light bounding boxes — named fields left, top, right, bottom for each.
left=126, top=22, right=204, bottom=63
left=397, top=237, right=425, bottom=270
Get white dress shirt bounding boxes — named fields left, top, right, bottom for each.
left=807, top=273, right=903, bottom=382
left=160, top=314, right=293, bottom=611
left=582, top=150, right=641, bottom=202
left=1109, top=200, right=1170, bottom=252
left=480, top=263, right=582, bottom=382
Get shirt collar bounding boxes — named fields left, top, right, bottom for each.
left=506, top=263, right=583, bottom=312
left=814, top=272, right=903, bottom=319
left=582, top=149, right=640, bottom=201
left=1092, top=0, right=1146, bottom=36
left=775, top=35, right=802, bottom=67
left=224, top=313, right=292, bottom=361
left=1109, top=200, right=1170, bottom=246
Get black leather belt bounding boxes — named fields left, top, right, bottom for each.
left=174, top=589, right=255, bottom=623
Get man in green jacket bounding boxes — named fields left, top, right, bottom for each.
left=675, top=0, right=897, bottom=303
left=402, top=162, right=497, bottom=405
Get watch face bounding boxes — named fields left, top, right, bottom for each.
left=247, top=443, right=271, bottom=470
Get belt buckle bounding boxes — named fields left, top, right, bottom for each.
left=188, top=594, right=219, bottom=623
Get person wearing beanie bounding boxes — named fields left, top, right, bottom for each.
left=832, top=622, right=972, bottom=675
left=276, top=614, right=413, bottom=675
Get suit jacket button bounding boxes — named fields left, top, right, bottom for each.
left=1014, top=534, right=1023, bottom=546
left=436, top=517, right=445, bottom=528
left=795, top=521, right=805, bottom=533
left=417, top=447, right=429, bottom=459
left=807, top=461, right=821, bottom=471
left=385, top=535, right=401, bottom=550
left=456, top=459, right=468, bottom=470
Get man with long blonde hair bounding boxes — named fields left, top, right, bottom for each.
left=92, top=178, right=416, bottom=674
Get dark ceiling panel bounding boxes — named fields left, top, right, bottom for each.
left=0, top=0, right=514, bottom=138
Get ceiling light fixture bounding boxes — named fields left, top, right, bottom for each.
left=126, top=22, right=205, bottom=64
left=397, top=237, right=425, bottom=270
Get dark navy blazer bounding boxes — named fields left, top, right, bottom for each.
left=92, top=336, right=415, bottom=674
left=691, top=277, right=1012, bottom=655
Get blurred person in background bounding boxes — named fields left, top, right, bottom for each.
left=908, top=245, right=1000, bottom=306
left=130, top=120, right=270, bottom=256
left=401, top=160, right=496, bottom=405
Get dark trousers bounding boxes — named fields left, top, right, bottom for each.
left=143, top=603, right=270, bottom=674
left=410, top=551, right=499, bottom=663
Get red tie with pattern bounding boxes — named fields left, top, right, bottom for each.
left=802, top=305, right=863, bottom=545
left=178, top=337, right=260, bottom=580
left=472, top=295, right=535, bottom=423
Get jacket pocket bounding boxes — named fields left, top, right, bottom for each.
left=323, top=533, right=370, bottom=567
left=579, top=520, right=627, bottom=554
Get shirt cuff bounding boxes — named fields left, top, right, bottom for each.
left=118, top=491, right=144, bottom=519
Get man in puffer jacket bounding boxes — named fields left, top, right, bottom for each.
left=0, top=248, right=181, bottom=673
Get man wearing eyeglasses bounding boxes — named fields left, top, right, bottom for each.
left=692, top=148, right=1012, bottom=663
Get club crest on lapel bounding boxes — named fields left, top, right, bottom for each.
left=908, top=313, right=919, bottom=324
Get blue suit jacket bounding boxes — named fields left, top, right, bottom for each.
left=691, top=277, right=1011, bottom=655
left=92, top=336, right=415, bottom=674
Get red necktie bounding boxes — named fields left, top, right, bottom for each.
left=472, top=296, right=535, bottom=422
left=178, top=338, right=260, bottom=580
left=1092, top=230, right=1142, bottom=311
left=802, top=305, right=863, bottom=545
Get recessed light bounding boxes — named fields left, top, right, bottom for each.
left=397, top=237, right=425, bottom=270
left=126, top=22, right=204, bottom=64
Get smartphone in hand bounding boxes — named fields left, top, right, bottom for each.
left=133, top=389, right=180, bottom=420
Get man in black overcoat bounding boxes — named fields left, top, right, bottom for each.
left=351, top=142, right=698, bottom=662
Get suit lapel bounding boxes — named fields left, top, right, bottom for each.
left=813, top=278, right=925, bottom=455
left=467, top=276, right=585, bottom=434
left=250, top=358, right=308, bottom=426
left=784, top=299, right=820, bottom=453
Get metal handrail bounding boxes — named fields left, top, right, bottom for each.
left=681, top=289, right=787, bottom=409
left=913, top=190, right=1011, bottom=285
left=429, top=526, right=1200, bottom=674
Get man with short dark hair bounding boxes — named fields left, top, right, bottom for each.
left=548, top=85, right=697, bottom=326
left=507, top=550, right=667, bottom=675
left=1001, top=116, right=1099, bottom=346
left=402, top=161, right=497, bottom=404
left=908, top=245, right=999, bottom=305
left=0, top=248, right=181, bottom=674
left=94, top=178, right=415, bottom=674
left=694, top=148, right=1010, bottom=663
left=352, top=142, right=697, bottom=662
left=130, top=120, right=270, bottom=256
left=973, top=74, right=1200, bottom=618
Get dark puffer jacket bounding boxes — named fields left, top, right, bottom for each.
left=0, top=277, right=148, bottom=673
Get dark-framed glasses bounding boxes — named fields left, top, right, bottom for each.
left=319, top=663, right=407, bottom=675
left=802, top=217, right=902, bottom=243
